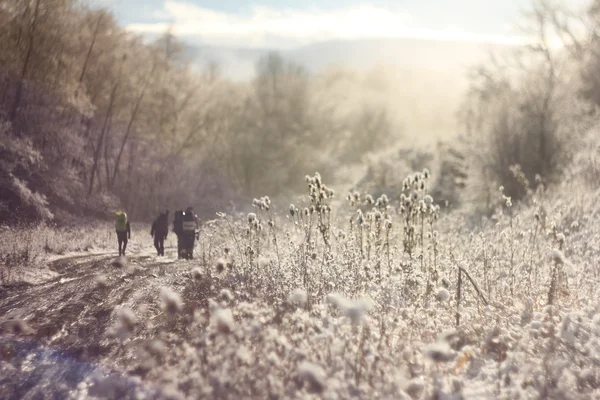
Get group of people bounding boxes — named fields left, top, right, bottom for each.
left=114, top=207, right=199, bottom=259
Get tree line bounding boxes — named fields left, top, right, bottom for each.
left=459, top=0, right=600, bottom=212
left=0, top=0, right=396, bottom=222
left=3, top=0, right=599, bottom=223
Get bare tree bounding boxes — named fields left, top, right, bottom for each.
left=10, top=0, right=41, bottom=122
left=88, top=54, right=126, bottom=196
left=110, top=61, right=157, bottom=189
left=460, top=0, right=585, bottom=207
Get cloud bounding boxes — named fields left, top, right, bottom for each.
left=126, top=1, right=527, bottom=48
left=85, top=0, right=119, bottom=7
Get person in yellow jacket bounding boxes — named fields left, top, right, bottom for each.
left=115, top=211, right=131, bottom=256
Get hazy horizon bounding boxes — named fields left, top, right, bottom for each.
left=90, top=0, right=590, bottom=49
left=82, top=0, right=537, bottom=146
left=86, top=1, right=533, bottom=78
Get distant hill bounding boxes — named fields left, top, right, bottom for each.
left=185, top=37, right=513, bottom=80
left=185, top=37, right=515, bottom=146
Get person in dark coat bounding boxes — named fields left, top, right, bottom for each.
left=151, top=210, right=169, bottom=256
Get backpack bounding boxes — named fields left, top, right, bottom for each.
left=115, top=212, right=128, bottom=232
left=182, top=211, right=196, bottom=233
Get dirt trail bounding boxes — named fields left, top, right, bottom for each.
left=0, top=248, right=207, bottom=399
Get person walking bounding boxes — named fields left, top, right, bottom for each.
left=151, top=210, right=169, bottom=256
left=174, top=207, right=198, bottom=259
left=115, top=211, right=131, bottom=256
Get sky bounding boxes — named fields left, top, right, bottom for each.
left=90, top=0, right=591, bottom=49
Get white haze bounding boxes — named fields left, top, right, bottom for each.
left=126, top=1, right=528, bottom=49
left=109, top=1, right=534, bottom=144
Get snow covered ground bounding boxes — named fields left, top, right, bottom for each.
left=2, top=145, right=600, bottom=398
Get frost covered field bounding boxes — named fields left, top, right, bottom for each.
left=4, top=0, right=600, bottom=397
left=2, top=139, right=600, bottom=399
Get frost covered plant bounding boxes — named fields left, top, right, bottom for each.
left=34, top=159, right=600, bottom=399
left=252, top=196, right=271, bottom=211
left=398, top=170, right=439, bottom=281
left=354, top=209, right=366, bottom=259
left=118, top=307, right=137, bottom=333
left=211, top=307, right=234, bottom=334
left=304, top=172, right=334, bottom=248
left=424, top=342, right=456, bottom=363
left=215, top=258, right=233, bottom=274
left=219, top=289, right=234, bottom=303
left=287, top=289, right=308, bottom=308
left=384, top=218, right=393, bottom=275
left=510, top=163, right=533, bottom=197
left=289, top=173, right=337, bottom=295
left=252, top=195, right=283, bottom=272
left=431, top=230, right=439, bottom=273
left=192, top=267, right=203, bottom=280
left=106, top=306, right=137, bottom=341
left=95, top=274, right=108, bottom=288
left=298, top=361, right=327, bottom=393
left=326, top=293, right=373, bottom=325
left=161, top=286, right=183, bottom=314
left=375, top=193, right=390, bottom=211
left=436, top=287, right=450, bottom=302
left=548, top=249, right=570, bottom=305
left=245, top=208, right=264, bottom=276
left=346, top=190, right=362, bottom=209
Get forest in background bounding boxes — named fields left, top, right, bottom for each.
left=0, top=0, right=405, bottom=223
left=1, top=0, right=600, bottom=224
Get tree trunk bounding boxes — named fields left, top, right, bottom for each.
left=11, top=0, right=41, bottom=123
left=87, top=56, right=126, bottom=196
left=110, top=64, right=157, bottom=188
left=52, top=40, right=66, bottom=93
left=103, top=114, right=113, bottom=189
left=79, top=14, right=103, bottom=84
left=88, top=87, right=116, bottom=196
left=109, top=95, right=140, bottom=189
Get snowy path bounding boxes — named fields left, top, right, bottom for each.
left=0, top=248, right=210, bottom=399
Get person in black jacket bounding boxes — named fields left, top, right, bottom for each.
left=151, top=210, right=169, bottom=256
